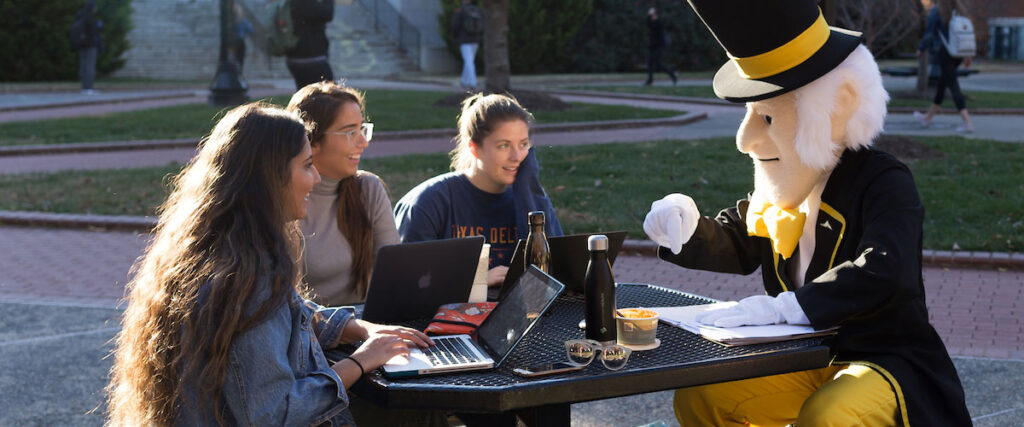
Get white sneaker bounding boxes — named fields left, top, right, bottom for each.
left=912, top=111, right=930, bottom=128
left=81, top=89, right=97, bottom=95
left=956, top=125, right=974, bottom=133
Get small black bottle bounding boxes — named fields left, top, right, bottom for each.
left=524, top=211, right=551, bottom=273
left=584, top=234, right=616, bottom=345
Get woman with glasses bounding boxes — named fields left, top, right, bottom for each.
left=106, top=103, right=431, bottom=425
left=286, top=82, right=397, bottom=307
left=394, top=93, right=562, bottom=290
left=287, top=81, right=451, bottom=427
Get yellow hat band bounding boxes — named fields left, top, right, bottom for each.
left=728, top=10, right=830, bottom=80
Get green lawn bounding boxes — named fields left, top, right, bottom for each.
left=0, top=165, right=178, bottom=217
left=572, top=85, right=1024, bottom=109
left=1, top=136, right=1020, bottom=252
left=0, top=90, right=682, bottom=146
left=567, top=85, right=719, bottom=99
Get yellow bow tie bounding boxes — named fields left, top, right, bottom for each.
left=746, top=200, right=806, bottom=259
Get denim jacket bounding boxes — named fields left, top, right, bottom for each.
left=176, top=283, right=357, bottom=426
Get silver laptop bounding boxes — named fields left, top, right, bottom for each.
left=382, top=265, right=565, bottom=378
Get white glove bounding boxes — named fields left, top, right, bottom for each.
left=643, top=193, right=699, bottom=254
left=696, top=292, right=810, bottom=327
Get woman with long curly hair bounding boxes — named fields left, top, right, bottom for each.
left=106, top=103, right=432, bottom=425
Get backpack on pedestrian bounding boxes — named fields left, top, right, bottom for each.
left=69, top=14, right=91, bottom=49
left=461, top=5, right=483, bottom=37
left=265, top=0, right=298, bottom=56
left=939, top=10, right=976, bottom=58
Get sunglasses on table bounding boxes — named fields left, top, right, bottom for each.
left=564, top=339, right=632, bottom=371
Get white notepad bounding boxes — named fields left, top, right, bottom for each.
left=652, top=303, right=838, bottom=346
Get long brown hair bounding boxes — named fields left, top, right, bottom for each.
left=286, top=81, right=376, bottom=299
left=450, top=93, right=535, bottom=171
left=106, top=104, right=310, bottom=426
left=936, top=0, right=971, bottom=25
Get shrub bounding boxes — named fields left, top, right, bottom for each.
left=564, top=0, right=727, bottom=73
left=437, top=0, right=592, bottom=74
left=0, top=0, right=132, bottom=81
left=505, top=0, right=592, bottom=74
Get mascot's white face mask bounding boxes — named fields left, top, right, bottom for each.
left=737, top=91, right=827, bottom=210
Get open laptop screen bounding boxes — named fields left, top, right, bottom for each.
left=361, top=236, right=485, bottom=323
left=477, top=266, right=564, bottom=366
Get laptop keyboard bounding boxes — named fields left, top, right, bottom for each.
left=423, top=337, right=483, bottom=366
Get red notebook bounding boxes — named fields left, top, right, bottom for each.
left=424, top=302, right=497, bottom=336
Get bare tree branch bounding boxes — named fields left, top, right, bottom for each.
left=833, top=0, right=922, bottom=57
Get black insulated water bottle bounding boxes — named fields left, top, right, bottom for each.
left=584, top=234, right=616, bottom=345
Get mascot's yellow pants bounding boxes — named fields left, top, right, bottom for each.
left=674, top=364, right=898, bottom=426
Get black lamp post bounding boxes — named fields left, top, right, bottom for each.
left=209, top=0, right=248, bottom=106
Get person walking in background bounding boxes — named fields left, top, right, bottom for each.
left=915, top=0, right=974, bottom=132
left=644, top=7, right=677, bottom=86
left=287, top=0, right=335, bottom=89
left=451, top=0, right=483, bottom=90
left=70, top=0, right=103, bottom=95
left=233, top=10, right=253, bottom=71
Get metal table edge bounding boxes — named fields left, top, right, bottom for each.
left=363, top=343, right=832, bottom=413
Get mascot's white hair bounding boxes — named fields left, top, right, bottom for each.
left=793, top=45, right=889, bottom=171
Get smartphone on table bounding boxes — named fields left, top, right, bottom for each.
left=512, top=362, right=584, bottom=378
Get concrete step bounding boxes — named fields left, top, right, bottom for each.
left=114, top=0, right=418, bottom=80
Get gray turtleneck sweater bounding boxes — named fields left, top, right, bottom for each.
left=299, top=171, right=399, bottom=306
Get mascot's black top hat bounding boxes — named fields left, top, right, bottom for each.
left=687, top=0, right=863, bottom=103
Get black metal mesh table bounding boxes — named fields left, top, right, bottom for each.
left=355, top=283, right=831, bottom=416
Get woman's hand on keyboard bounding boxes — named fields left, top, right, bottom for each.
left=351, top=334, right=415, bottom=371
left=364, top=323, right=434, bottom=349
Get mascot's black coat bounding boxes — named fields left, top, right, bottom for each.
left=660, top=148, right=972, bottom=426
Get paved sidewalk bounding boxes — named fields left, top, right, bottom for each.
left=3, top=110, right=1021, bottom=175
left=0, top=123, right=699, bottom=174
left=0, top=78, right=453, bottom=124
left=0, top=87, right=295, bottom=124
left=882, top=72, right=1024, bottom=94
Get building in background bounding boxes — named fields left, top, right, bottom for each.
left=115, top=0, right=455, bottom=80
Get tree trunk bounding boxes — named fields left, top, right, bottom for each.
left=482, top=0, right=510, bottom=93
left=916, top=52, right=930, bottom=94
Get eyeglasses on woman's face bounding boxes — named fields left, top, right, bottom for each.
left=324, top=122, right=373, bottom=144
